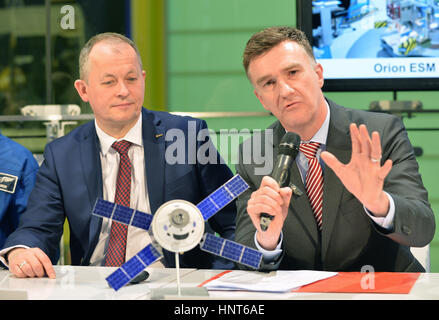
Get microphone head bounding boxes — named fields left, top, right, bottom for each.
left=278, top=131, right=301, bottom=158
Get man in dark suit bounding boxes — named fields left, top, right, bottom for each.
left=235, top=26, right=435, bottom=272
left=1, top=33, right=236, bottom=278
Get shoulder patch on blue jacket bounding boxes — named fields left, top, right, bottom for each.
left=0, top=173, right=18, bottom=194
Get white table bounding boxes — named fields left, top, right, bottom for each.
left=0, top=266, right=194, bottom=300
left=163, top=269, right=439, bottom=300
left=0, top=266, right=438, bottom=300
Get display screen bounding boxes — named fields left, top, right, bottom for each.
left=297, top=0, right=439, bottom=91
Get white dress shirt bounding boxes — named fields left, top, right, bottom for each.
left=0, top=116, right=164, bottom=268
left=256, top=101, right=395, bottom=260
left=0, top=115, right=164, bottom=268
left=91, top=115, right=164, bottom=267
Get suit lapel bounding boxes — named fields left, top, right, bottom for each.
left=288, top=161, right=320, bottom=244
left=78, top=122, right=103, bottom=263
left=81, top=109, right=166, bottom=263
left=142, top=108, right=166, bottom=214
left=272, top=102, right=356, bottom=263
left=320, top=101, right=352, bottom=262
left=272, top=123, right=319, bottom=245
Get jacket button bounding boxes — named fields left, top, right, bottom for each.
left=402, top=225, right=412, bottom=235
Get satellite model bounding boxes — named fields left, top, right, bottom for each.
left=91, top=174, right=263, bottom=293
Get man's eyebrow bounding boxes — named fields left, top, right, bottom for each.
left=125, top=70, right=138, bottom=76
left=255, top=74, right=272, bottom=86
left=101, top=73, right=115, bottom=78
left=101, top=70, right=137, bottom=78
left=282, top=63, right=300, bottom=72
left=255, top=63, right=301, bottom=86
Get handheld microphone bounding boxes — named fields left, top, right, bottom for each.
left=260, top=131, right=301, bottom=231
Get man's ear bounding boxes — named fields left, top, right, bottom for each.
left=315, top=62, right=324, bottom=89
left=74, top=79, right=89, bottom=102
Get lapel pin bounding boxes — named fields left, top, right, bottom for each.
left=289, top=182, right=304, bottom=197
left=155, top=133, right=163, bottom=138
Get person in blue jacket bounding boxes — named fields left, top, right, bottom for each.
left=0, top=132, right=39, bottom=250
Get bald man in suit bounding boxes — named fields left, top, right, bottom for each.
left=1, top=32, right=236, bottom=278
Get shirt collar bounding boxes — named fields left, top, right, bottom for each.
left=95, top=115, right=143, bottom=156
left=300, top=100, right=330, bottom=145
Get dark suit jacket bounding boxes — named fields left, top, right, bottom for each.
left=235, top=99, right=435, bottom=272
left=5, top=108, right=236, bottom=269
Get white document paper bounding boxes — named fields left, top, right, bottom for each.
left=202, top=270, right=338, bottom=293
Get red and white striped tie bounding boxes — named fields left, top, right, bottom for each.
left=299, top=142, right=323, bottom=230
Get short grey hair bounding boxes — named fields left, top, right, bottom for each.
left=78, top=32, right=143, bottom=81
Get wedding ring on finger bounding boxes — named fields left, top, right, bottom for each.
left=370, top=156, right=381, bottom=163
left=18, top=261, right=27, bottom=269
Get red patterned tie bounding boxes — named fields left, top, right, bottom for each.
left=104, top=140, right=132, bottom=266
left=299, top=142, right=323, bottom=230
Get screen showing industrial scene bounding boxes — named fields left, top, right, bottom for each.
left=312, top=0, right=439, bottom=79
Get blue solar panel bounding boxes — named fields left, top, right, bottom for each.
left=131, top=210, right=153, bottom=230
left=200, top=233, right=223, bottom=255
left=210, top=188, right=233, bottom=207
left=92, top=198, right=114, bottom=218
left=222, top=241, right=244, bottom=262
left=106, top=269, right=130, bottom=291
left=92, top=198, right=153, bottom=231
left=197, top=174, right=249, bottom=220
left=225, top=174, right=249, bottom=197
left=196, top=199, right=218, bottom=221
left=241, top=247, right=264, bottom=268
left=122, top=256, right=146, bottom=279
left=106, top=244, right=162, bottom=291
left=112, top=205, right=133, bottom=225
left=136, top=244, right=162, bottom=266
left=199, top=233, right=262, bottom=269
